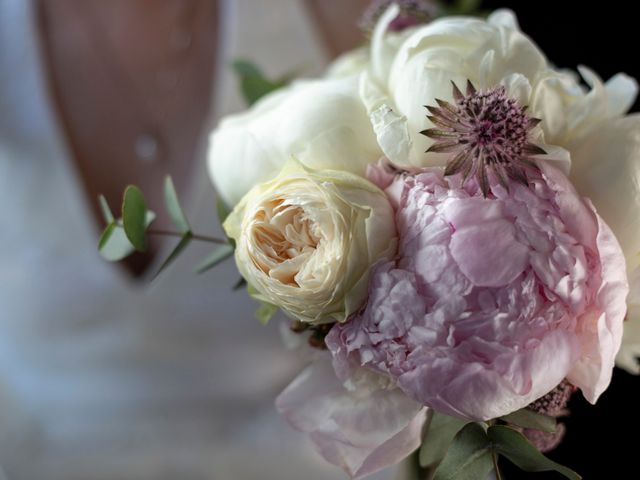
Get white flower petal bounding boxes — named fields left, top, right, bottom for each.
left=604, top=73, right=638, bottom=117
left=209, top=76, right=381, bottom=206
left=569, top=115, right=640, bottom=273
left=617, top=266, right=640, bottom=374
left=487, top=9, right=521, bottom=30
left=371, top=4, right=401, bottom=84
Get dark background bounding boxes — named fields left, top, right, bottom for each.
left=478, top=1, right=639, bottom=478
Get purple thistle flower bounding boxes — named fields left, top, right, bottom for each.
left=421, top=80, right=546, bottom=197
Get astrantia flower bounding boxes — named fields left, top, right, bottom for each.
left=421, top=81, right=545, bottom=197
left=360, top=8, right=637, bottom=171
left=327, top=161, right=628, bottom=421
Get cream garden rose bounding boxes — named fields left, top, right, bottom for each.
left=223, top=160, right=396, bottom=324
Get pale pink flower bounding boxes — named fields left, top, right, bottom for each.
left=276, top=359, right=428, bottom=479
left=327, top=161, right=628, bottom=421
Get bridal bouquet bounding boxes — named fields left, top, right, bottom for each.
left=98, top=2, right=640, bottom=479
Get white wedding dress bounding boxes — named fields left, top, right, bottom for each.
left=0, top=1, right=392, bottom=479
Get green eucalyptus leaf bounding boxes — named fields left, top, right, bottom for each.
left=232, top=59, right=287, bottom=106
left=98, top=195, right=114, bottom=224
left=164, top=176, right=190, bottom=234
left=420, top=412, right=470, bottom=468
left=232, top=60, right=262, bottom=77
left=195, top=244, right=235, bottom=274
left=433, top=423, right=494, bottom=480
left=153, top=233, right=192, bottom=280
left=122, top=185, right=148, bottom=252
left=256, top=302, right=279, bottom=325
left=99, top=224, right=135, bottom=261
left=98, top=223, right=116, bottom=251
left=488, top=426, right=581, bottom=480
left=501, top=409, right=557, bottom=433
left=98, top=212, right=156, bottom=262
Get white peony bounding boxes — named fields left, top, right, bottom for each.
left=361, top=6, right=637, bottom=171
left=223, top=160, right=396, bottom=324
left=208, top=74, right=382, bottom=207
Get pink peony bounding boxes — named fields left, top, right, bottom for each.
left=327, top=161, right=628, bottom=421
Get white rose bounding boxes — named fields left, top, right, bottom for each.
left=208, top=73, right=382, bottom=207
left=223, top=160, right=396, bottom=324
left=362, top=6, right=637, bottom=171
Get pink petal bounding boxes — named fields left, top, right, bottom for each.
left=449, top=219, right=529, bottom=287
left=276, top=359, right=428, bottom=479
left=568, top=210, right=628, bottom=402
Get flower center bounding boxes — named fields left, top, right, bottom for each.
left=250, top=198, right=320, bottom=286
left=421, top=80, right=545, bottom=197
left=459, top=88, right=530, bottom=156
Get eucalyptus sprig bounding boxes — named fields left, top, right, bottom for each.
left=98, top=176, right=235, bottom=278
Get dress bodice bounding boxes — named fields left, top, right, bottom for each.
left=0, top=1, right=350, bottom=479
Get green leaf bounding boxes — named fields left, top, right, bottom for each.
left=122, top=185, right=149, bottom=252
left=433, top=422, right=494, bottom=480
left=450, top=0, right=483, bottom=15
left=420, top=412, right=470, bottom=468
left=232, top=59, right=287, bottom=106
left=164, top=176, right=190, bottom=234
left=501, top=409, right=557, bottom=433
left=488, top=426, right=581, bottom=480
left=98, top=224, right=135, bottom=262
left=153, top=233, right=192, bottom=280
left=195, top=244, right=235, bottom=274
left=256, top=302, right=279, bottom=325
left=98, top=223, right=116, bottom=251
left=216, top=195, right=232, bottom=226
left=98, top=195, right=114, bottom=224
left=98, top=211, right=156, bottom=262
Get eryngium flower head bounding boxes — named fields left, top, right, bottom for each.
left=421, top=81, right=546, bottom=197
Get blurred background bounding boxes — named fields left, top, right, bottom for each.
left=0, top=1, right=637, bottom=479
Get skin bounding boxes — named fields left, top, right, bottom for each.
left=36, top=0, right=369, bottom=277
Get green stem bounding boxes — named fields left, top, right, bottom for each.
left=114, top=222, right=228, bottom=245
left=145, top=228, right=228, bottom=244
left=492, top=451, right=503, bottom=480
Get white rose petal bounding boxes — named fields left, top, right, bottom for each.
left=209, top=76, right=382, bottom=206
